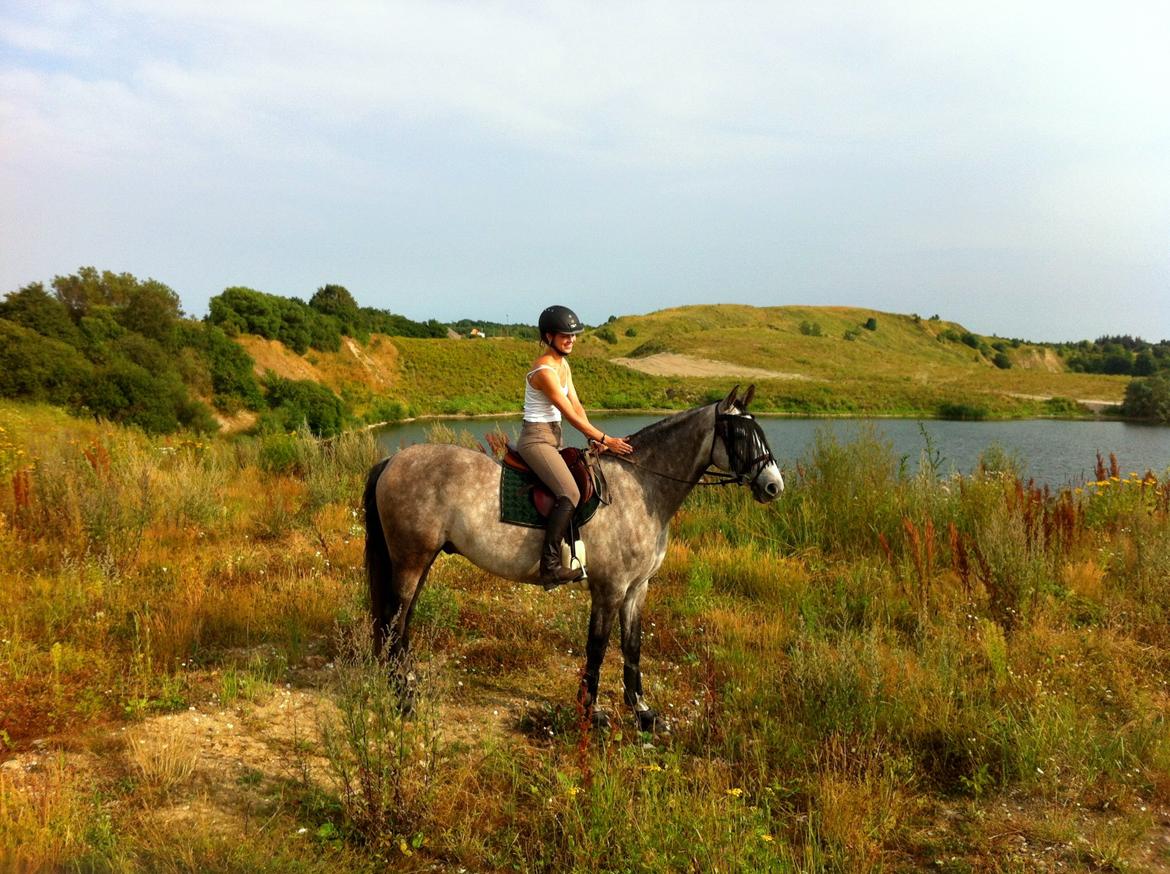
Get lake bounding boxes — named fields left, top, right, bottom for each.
left=375, top=414, right=1170, bottom=487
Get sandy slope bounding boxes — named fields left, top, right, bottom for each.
left=611, top=352, right=810, bottom=381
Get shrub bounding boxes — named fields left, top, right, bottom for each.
left=863, top=317, right=878, bottom=331
left=937, top=402, right=988, bottom=421
left=629, top=338, right=667, bottom=358
left=364, top=398, right=408, bottom=424
left=800, top=321, right=823, bottom=337
left=0, top=320, right=91, bottom=405
left=625, top=327, right=638, bottom=337
left=843, top=329, right=860, bottom=341
left=993, top=351, right=1012, bottom=369
left=82, top=361, right=213, bottom=434
left=960, top=332, right=980, bottom=349
left=1121, top=374, right=1170, bottom=422
left=594, top=327, right=618, bottom=344
left=260, top=373, right=349, bottom=437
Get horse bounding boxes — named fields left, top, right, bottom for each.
left=362, top=384, right=784, bottom=731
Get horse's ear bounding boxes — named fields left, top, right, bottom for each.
left=741, top=384, right=756, bottom=410
left=718, top=385, right=740, bottom=413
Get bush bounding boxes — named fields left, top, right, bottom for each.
left=209, top=286, right=342, bottom=354
left=937, top=402, right=988, bottom=421
left=960, top=332, right=980, bottom=349
left=843, top=329, right=860, bottom=341
left=1121, top=375, right=1170, bottom=422
left=261, top=373, right=349, bottom=437
left=83, top=361, right=215, bottom=434
left=201, top=325, right=263, bottom=411
left=629, top=338, right=667, bottom=358
left=364, top=398, right=408, bottom=424
left=625, top=327, right=638, bottom=337
left=594, top=327, right=618, bottom=344
left=992, top=352, right=1012, bottom=369
left=799, top=321, right=823, bottom=337
left=863, top=317, right=878, bottom=331
left=0, top=320, right=91, bottom=404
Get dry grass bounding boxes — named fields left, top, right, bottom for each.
left=1, top=399, right=1169, bottom=871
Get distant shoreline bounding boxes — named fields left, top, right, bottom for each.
left=365, top=403, right=1125, bottom=431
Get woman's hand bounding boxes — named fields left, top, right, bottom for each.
left=596, top=434, right=634, bottom=455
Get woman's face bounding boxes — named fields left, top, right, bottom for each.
left=550, top=332, right=576, bottom=355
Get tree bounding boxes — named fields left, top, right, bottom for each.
left=51, top=267, right=167, bottom=321
left=0, top=320, right=91, bottom=404
left=309, top=284, right=359, bottom=325
left=116, top=280, right=183, bottom=344
left=0, top=282, right=81, bottom=343
left=1121, top=375, right=1170, bottom=423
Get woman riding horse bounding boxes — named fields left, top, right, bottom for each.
left=518, top=305, right=634, bottom=588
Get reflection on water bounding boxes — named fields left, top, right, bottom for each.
left=375, top=414, right=1169, bottom=488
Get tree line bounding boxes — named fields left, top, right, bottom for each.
left=0, top=268, right=446, bottom=436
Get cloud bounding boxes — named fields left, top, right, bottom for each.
left=1, top=1, right=1167, bottom=338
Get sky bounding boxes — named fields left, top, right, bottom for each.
left=1, top=1, right=1168, bottom=342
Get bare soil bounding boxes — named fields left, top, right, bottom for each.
left=611, top=353, right=810, bottom=381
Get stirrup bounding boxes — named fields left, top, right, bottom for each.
left=541, top=565, right=585, bottom=592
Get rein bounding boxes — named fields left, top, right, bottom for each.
left=606, top=452, right=741, bottom=487
left=601, top=412, right=775, bottom=488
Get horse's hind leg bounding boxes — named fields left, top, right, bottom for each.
left=370, top=541, right=438, bottom=708
left=386, top=550, right=438, bottom=665
left=619, top=578, right=667, bottom=733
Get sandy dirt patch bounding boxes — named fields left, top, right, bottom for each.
left=612, top=353, right=809, bottom=381
left=1005, top=392, right=1122, bottom=413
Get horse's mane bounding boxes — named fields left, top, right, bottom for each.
left=625, top=403, right=714, bottom=449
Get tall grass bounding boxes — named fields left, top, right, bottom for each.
left=2, top=400, right=1168, bottom=871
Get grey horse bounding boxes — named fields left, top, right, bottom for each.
left=363, top=385, right=784, bottom=731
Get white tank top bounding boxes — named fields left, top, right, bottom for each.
left=523, top=364, right=569, bottom=423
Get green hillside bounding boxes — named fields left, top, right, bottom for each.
left=576, top=305, right=1130, bottom=418
left=0, top=265, right=1150, bottom=431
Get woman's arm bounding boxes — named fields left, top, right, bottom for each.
left=530, top=368, right=633, bottom=455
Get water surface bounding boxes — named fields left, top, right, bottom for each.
left=375, top=415, right=1169, bottom=488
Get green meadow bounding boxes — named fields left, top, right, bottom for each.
left=2, top=397, right=1168, bottom=872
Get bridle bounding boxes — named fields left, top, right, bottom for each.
left=604, top=410, right=776, bottom=488
left=707, top=412, right=776, bottom=487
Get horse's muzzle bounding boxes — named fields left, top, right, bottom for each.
left=751, top=465, right=784, bottom=503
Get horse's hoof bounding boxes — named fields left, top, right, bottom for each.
left=635, top=708, right=670, bottom=735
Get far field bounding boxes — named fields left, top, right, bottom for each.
left=238, top=304, right=1129, bottom=426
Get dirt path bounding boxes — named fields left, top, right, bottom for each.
left=611, top=353, right=809, bottom=381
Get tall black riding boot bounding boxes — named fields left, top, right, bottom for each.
left=540, top=496, right=585, bottom=590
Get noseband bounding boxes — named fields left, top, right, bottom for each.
left=708, top=413, right=776, bottom=487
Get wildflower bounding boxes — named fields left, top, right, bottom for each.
left=760, top=833, right=774, bottom=843
left=726, top=787, right=744, bottom=798
left=566, top=786, right=581, bottom=798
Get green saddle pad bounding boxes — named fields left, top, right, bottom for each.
left=499, top=465, right=602, bottom=529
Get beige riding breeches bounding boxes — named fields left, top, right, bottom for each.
left=516, top=421, right=580, bottom=506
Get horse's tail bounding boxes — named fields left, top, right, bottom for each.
left=364, top=456, right=395, bottom=656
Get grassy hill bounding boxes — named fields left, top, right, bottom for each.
left=250, top=304, right=1128, bottom=423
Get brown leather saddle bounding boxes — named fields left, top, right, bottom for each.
left=501, top=446, right=596, bottom=517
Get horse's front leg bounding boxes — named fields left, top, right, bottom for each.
left=619, top=578, right=668, bottom=734
left=577, top=590, right=621, bottom=727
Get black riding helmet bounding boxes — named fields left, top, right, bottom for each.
left=538, top=305, right=584, bottom=343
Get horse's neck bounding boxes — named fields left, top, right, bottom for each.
left=624, top=407, right=714, bottom=522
